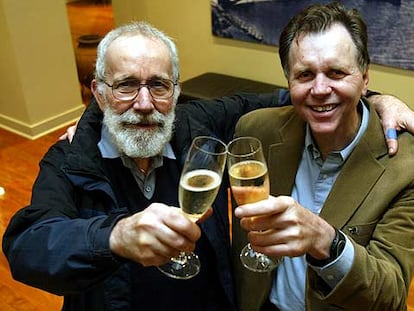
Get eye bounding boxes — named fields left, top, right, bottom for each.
left=296, top=71, right=314, bottom=82
left=149, top=79, right=169, bottom=90
left=114, top=80, right=139, bottom=92
left=328, top=70, right=346, bottom=79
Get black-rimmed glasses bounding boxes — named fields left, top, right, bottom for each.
left=102, top=78, right=178, bottom=101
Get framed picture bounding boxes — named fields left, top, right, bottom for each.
left=212, top=0, right=414, bottom=70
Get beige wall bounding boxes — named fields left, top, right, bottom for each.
left=0, top=0, right=84, bottom=139
left=112, top=0, right=414, bottom=106
left=1, top=0, right=412, bottom=139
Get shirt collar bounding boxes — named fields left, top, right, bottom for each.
left=305, top=99, right=370, bottom=161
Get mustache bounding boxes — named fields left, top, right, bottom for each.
left=118, top=110, right=166, bottom=127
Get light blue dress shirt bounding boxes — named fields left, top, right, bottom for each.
left=270, top=101, right=369, bottom=310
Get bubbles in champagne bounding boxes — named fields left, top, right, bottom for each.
left=179, top=169, right=221, bottom=221
left=229, top=160, right=269, bottom=205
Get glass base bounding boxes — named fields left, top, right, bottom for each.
left=158, top=252, right=200, bottom=280
left=240, top=243, right=281, bottom=272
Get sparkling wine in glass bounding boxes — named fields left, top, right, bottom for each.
left=158, top=136, right=227, bottom=279
left=228, top=136, right=281, bottom=272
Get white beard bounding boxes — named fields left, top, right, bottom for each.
left=103, top=104, right=175, bottom=158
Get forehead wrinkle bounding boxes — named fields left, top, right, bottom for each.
left=105, top=35, right=172, bottom=81
left=291, top=26, right=358, bottom=73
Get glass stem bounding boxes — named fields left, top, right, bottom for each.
left=170, top=252, right=188, bottom=269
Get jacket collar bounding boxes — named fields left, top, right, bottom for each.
left=268, top=98, right=388, bottom=228
left=63, top=98, right=107, bottom=178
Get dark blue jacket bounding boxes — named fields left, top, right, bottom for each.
left=3, top=91, right=286, bottom=311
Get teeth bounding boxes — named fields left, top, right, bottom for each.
left=312, top=104, right=336, bottom=112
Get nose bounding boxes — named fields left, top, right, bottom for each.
left=131, top=86, right=155, bottom=113
left=311, top=74, right=332, bottom=96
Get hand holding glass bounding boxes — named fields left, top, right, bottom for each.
left=227, top=136, right=281, bottom=272
left=158, top=136, right=227, bottom=279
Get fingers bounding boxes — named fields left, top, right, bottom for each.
left=386, top=128, right=397, bottom=140
left=166, top=208, right=201, bottom=242
left=235, top=196, right=297, bottom=235
left=234, top=195, right=294, bottom=218
left=58, top=124, right=77, bottom=142
left=109, top=204, right=201, bottom=266
left=58, top=133, right=68, bottom=141
left=66, top=125, right=77, bottom=143
left=240, top=204, right=333, bottom=258
left=385, top=128, right=398, bottom=156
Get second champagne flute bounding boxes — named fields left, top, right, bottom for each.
left=158, top=136, right=227, bottom=279
left=227, top=136, right=281, bottom=272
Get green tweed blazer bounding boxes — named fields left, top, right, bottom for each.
left=232, top=99, right=414, bottom=311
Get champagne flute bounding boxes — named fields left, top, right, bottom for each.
left=158, top=136, right=227, bottom=279
left=227, top=136, right=281, bottom=272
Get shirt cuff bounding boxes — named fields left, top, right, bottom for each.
left=309, top=233, right=354, bottom=288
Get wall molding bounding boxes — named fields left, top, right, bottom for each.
left=0, top=104, right=85, bottom=140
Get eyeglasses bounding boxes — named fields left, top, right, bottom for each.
left=102, top=78, right=178, bottom=101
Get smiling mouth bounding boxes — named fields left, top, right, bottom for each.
left=311, top=104, right=337, bottom=112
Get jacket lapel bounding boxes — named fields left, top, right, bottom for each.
left=266, top=112, right=305, bottom=196
left=265, top=101, right=389, bottom=229
left=320, top=104, right=388, bottom=227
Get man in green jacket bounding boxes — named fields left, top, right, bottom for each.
left=233, top=2, right=414, bottom=310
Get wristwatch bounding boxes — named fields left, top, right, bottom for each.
left=306, top=227, right=346, bottom=267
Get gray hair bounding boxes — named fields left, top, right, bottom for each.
left=95, top=21, right=180, bottom=95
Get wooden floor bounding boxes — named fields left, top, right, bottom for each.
left=0, top=1, right=413, bottom=311
left=0, top=1, right=113, bottom=310
left=0, top=128, right=66, bottom=310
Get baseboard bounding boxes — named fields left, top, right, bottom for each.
left=0, top=105, right=85, bottom=140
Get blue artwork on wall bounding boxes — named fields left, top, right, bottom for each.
left=212, top=0, right=414, bottom=70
